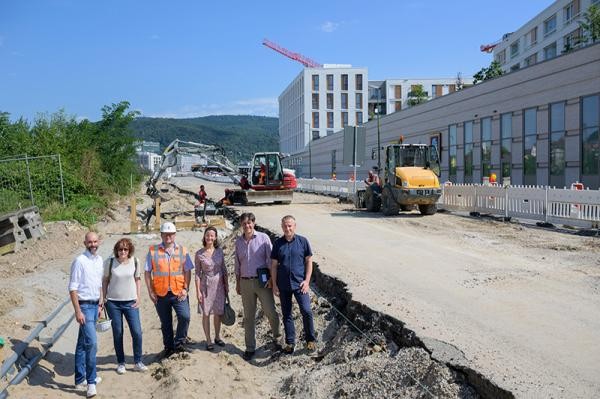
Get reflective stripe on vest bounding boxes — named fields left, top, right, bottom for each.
left=149, top=244, right=187, bottom=296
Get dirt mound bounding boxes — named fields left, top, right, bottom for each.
left=0, top=220, right=84, bottom=279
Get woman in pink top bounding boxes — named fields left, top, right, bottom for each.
left=195, top=226, right=229, bottom=351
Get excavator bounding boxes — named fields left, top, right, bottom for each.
left=146, top=139, right=296, bottom=206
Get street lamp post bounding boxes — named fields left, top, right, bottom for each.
left=369, top=84, right=383, bottom=175
left=375, top=105, right=381, bottom=173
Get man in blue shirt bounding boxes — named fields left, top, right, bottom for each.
left=271, top=215, right=316, bottom=354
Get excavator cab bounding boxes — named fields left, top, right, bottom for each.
left=250, top=153, right=284, bottom=190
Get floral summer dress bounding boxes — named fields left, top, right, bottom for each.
left=195, top=247, right=226, bottom=315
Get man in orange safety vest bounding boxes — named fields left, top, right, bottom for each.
left=144, top=222, right=194, bottom=358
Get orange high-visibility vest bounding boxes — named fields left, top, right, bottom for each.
left=149, top=244, right=188, bottom=296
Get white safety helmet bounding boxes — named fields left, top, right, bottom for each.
left=160, top=222, right=177, bottom=233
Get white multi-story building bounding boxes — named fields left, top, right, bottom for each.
left=367, top=77, right=474, bottom=116
left=492, top=0, right=599, bottom=72
left=278, top=65, right=369, bottom=156
left=137, top=151, right=162, bottom=172
left=278, top=66, right=473, bottom=176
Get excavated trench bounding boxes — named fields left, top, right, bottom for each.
left=225, top=210, right=512, bottom=399
left=173, top=186, right=514, bottom=398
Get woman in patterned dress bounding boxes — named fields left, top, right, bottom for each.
left=194, top=226, right=229, bottom=350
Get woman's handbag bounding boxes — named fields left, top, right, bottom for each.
left=222, top=295, right=236, bottom=326
left=96, top=305, right=112, bottom=333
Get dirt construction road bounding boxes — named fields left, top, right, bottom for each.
left=187, top=178, right=600, bottom=398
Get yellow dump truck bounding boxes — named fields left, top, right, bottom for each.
left=360, top=143, right=442, bottom=216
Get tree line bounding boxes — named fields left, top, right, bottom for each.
left=0, top=101, right=141, bottom=225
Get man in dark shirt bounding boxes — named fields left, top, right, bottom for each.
left=271, top=215, right=316, bottom=354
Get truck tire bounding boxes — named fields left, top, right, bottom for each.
left=354, top=190, right=366, bottom=208
left=364, top=186, right=381, bottom=212
left=382, top=187, right=399, bottom=216
left=400, top=204, right=414, bottom=212
left=418, top=203, right=437, bottom=215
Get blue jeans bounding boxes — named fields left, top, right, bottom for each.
left=279, top=289, right=315, bottom=345
left=106, top=300, right=143, bottom=364
left=155, top=292, right=190, bottom=349
left=74, top=303, right=98, bottom=385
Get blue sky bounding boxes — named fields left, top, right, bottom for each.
left=0, top=0, right=552, bottom=122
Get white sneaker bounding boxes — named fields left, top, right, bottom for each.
left=116, top=364, right=126, bottom=374
left=134, top=362, right=148, bottom=372
left=86, top=383, right=97, bottom=398
left=75, top=377, right=102, bottom=390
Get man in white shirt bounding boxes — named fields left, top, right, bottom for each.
left=68, top=232, right=104, bottom=398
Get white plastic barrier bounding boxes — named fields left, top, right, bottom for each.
left=297, top=179, right=355, bottom=199
left=296, top=178, right=600, bottom=228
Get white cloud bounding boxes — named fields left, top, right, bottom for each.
left=321, top=21, right=340, bottom=33
left=148, top=97, right=278, bottom=119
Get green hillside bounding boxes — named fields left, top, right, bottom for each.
left=130, top=115, right=279, bottom=162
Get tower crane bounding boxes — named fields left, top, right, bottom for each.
left=262, top=38, right=322, bottom=68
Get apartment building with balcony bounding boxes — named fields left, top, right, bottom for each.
left=278, top=65, right=478, bottom=176
left=367, top=77, right=474, bottom=117
left=492, top=0, right=599, bottom=72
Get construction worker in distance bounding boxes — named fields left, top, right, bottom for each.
left=258, top=163, right=266, bottom=185
left=197, top=185, right=207, bottom=205
left=239, top=175, right=251, bottom=190
left=144, top=222, right=194, bottom=358
left=364, top=168, right=382, bottom=192
left=365, top=168, right=381, bottom=186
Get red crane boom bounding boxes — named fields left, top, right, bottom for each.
left=262, top=38, right=322, bottom=68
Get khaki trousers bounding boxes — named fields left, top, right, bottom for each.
left=240, top=278, right=280, bottom=352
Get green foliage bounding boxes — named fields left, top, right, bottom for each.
left=129, top=115, right=279, bottom=162
left=0, top=101, right=143, bottom=225
left=407, top=85, right=428, bottom=107
left=580, top=4, right=600, bottom=44
left=43, top=195, right=108, bottom=227
left=473, top=60, right=504, bottom=84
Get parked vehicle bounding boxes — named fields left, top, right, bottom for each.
left=358, top=141, right=441, bottom=216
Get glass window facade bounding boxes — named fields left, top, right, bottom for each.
left=524, top=108, right=537, bottom=176
left=312, top=75, right=319, bottom=91
left=355, top=74, right=363, bottom=90
left=355, top=93, right=363, bottom=109
left=501, top=113, right=512, bottom=179
left=582, top=95, right=599, bottom=175
left=481, top=117, right=492, bottom=178
left=449, top=124, right=457, bottom=179
left=312, top=93, right=319, bottom=109
left=341, top=74, right=348, bottom=90
left=464, top=121, right=473, bottom=178
left=326, top=74, right=333, bottom=91
left=550, top=102, right=566, bottom=177
left=341, top=93, right=348, bottom=109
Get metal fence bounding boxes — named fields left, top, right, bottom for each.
left=0, top=155, right=65, bottom=214
left=296, top=178, right=600, bottom=228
